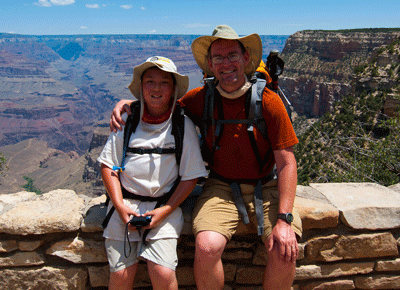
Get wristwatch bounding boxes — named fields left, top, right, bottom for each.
left=277, top=213, right=294, bottom=224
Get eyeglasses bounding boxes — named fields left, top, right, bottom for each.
left=210, top=53, right=241, bottom=64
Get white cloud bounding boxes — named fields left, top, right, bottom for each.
left=149, top=30, right=156, bottom=33
left=120, top=5, right=133, bottom=10
left=35, top=0, right=51, bottom=6
left=141, top=7, right=145, bottom=10
left=35, top=0, right=75, bottom=6
left=80, top=26, right=88, bottom=29
left=85, top=4, right=100, bottom=9
left=52, top=0, right=75, bottom=4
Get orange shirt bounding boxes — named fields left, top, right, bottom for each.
left=178, top=86, right=298, bottom=180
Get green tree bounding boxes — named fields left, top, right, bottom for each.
left=0, top=152, right=7, bottom=183
left=21, top=175, right=42, bottom=195
left=296, top=100, right=400, bottom=186
left=0, top=153, right=5, bottom=170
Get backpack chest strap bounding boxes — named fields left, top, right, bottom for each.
left=126, top=147, right=178, bottom=155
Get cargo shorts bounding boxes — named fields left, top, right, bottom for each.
left=192, top=178, right=302, bottom=242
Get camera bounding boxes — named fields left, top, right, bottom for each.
left=128, top=216, right=152, bottom=228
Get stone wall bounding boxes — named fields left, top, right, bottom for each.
left=1, top=182, right=400, bottom=290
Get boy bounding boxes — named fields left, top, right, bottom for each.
left=98, top=56, right=207, bottom=290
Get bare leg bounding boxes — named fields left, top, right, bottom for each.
left=108, top=263, right=138, bottom=290
left=262, top=242, right=296, bottom=290
left=194, top=231, right=228, bottom=290
left=147, top=260, right=178, bottom=290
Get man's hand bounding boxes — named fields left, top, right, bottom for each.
left=110, top=99, right=133, bottom=132
left=266, top=220, right=298, bottom=263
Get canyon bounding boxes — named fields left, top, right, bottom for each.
left=0, top=33, right=288, bottom=155
left=1, top=29, right=400, bottom=195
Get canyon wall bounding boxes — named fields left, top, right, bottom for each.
left=280, top=29, right=400, bottom=117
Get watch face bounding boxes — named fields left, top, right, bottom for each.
left=278, top=213, right=294, bottom=223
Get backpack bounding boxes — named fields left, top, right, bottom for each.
left=102, top=101, right=185, bottom=231
left=200, top=74, right=270, bottom=174
left=256, top=56, right=292, bottom=119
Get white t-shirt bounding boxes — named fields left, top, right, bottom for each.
left=98, top=113, right=207, bottom=241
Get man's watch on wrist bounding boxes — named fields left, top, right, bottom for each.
left=277, top=213, right=294, bottom=224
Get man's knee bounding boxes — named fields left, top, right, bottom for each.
left=195, top=231, right=227, bottom=259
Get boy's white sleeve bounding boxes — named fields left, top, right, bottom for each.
left=97, top=114, right=128, bottom=170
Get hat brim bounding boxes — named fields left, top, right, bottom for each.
left=191, top=33, right=262, bottom=77
left=128, top=62, right=189, bottom=100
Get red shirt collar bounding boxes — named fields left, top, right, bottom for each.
left=142, top=107, right=172, bottom=124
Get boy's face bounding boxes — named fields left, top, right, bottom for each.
left=141, top=67, right=175, bottom=116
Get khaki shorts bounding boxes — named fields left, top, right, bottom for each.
left=105, top=238, right=178, bottom=272
left=192, top=178, right=302, bottom=242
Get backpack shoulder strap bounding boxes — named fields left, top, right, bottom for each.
left=171, top=105, right=185, bottom=167
left=201, top=77, right=216, bottom=141
left=112, top=101, right=141, bottom=172
left=246, top=77, right=271, bottom=173
left=248, top=77, right=268, bottom=140
left=199, top=78, right=217, bottom=165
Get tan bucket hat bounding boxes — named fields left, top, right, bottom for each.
left=191, top=25, right=262, bottom=77
left=128, top=56, right=189, bottom=99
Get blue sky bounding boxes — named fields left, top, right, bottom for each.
left=1, top=0, right=399, bottom=36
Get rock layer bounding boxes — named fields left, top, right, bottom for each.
left=281, top=29, right=400, bottom=117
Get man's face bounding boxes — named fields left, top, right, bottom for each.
left=208, top=39, right=250, bottom=93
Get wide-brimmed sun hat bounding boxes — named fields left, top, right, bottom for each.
left=191, top=25, right=262, bottom=77
left=128, top=56, right=189, bottom=99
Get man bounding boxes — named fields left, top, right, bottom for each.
left=110, top=25, right=302, bottom=290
